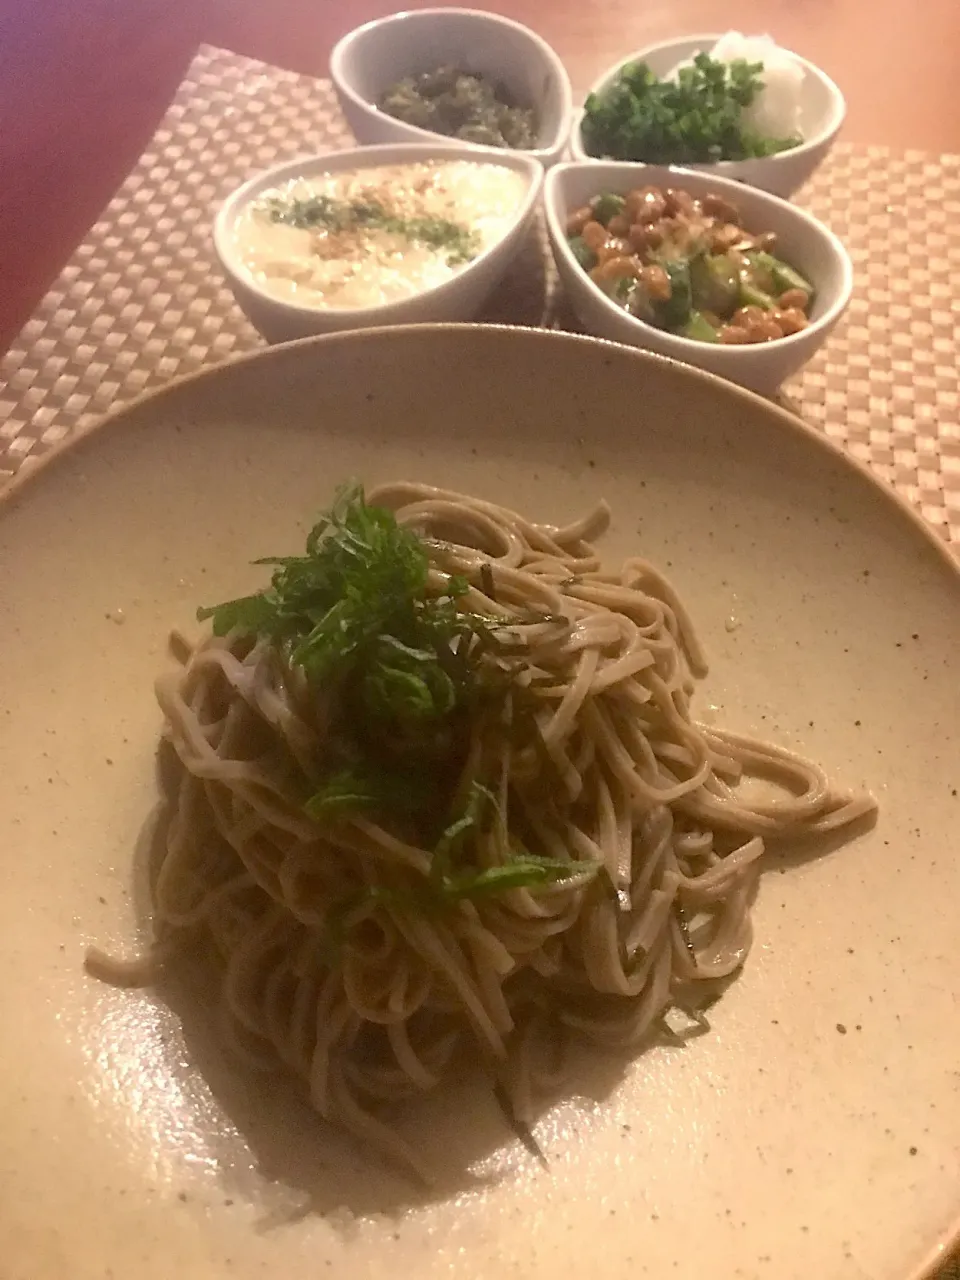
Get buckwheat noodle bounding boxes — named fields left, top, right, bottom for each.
left=86, top=482, right=876, bottom=1180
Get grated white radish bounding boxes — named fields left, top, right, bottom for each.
left=665, top=32, right=805, bottom=142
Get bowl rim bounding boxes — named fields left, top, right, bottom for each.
left=570, top=32, right=846, bottom=168
left=543, top=159, right=853, bottom=358
left=212, top=142, right=544, bottom=321
left=329, top=6, right=574, bottom=161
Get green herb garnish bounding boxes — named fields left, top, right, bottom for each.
left=305, top=767, right=434, bottom=823
left=429, top=780, right=590, bottom=899
left=262, top=194, right=480, bottom=265
left=198, top=485, right=487, bottom=762
left=198, top=486, right=596, bottom=920
left=581, top=53, right=801, bottom=164
left=440, top=855, right=589, bottom=901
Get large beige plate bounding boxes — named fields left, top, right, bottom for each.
left=1, top=326, right=958, bottom=1280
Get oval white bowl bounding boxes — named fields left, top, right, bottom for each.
left=213, top=143, right=543, bottom=342
left=543, top=160, right=852, bottom=396
left=330, top=8, right=572, bottom=168
left=570, top=35, right=845, bottom=198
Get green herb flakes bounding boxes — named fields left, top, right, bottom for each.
left=262, top=193, right=480, bottom=265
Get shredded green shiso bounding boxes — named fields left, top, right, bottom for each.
left=199, top=485, right=596, bottom=910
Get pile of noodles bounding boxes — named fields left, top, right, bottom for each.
left=87, top=482, right=875, bottom=1179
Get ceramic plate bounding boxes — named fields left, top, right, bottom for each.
left=1, top=326, right=958, bottom=1280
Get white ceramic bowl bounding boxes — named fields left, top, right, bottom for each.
left=213, top=143, right=543, bottom=342
left=543, top=161, right=852, bottom=396
left=330, top=8, right=573, bottom=168
left=570, top=35, right=845, bottom=198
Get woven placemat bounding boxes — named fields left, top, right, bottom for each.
left=1, top=45, right=959, bottom=551
left=0, top=48, right=958, bottom=1274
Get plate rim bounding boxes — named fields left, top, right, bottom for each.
left=3, top=324, right=959, bottom=591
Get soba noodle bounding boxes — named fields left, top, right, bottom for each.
left=87, top=482, right=876, bottom=1179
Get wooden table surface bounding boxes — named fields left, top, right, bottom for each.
left=2, top=0, right=959, bottom=356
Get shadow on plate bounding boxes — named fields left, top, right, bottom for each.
left=123, top=754, right=629, bottom=1223
left=120, top=746, right=876, bottom=1226
left=476, top=219, right=553, bottom=329
left=158, top=956, right=630, bottom=1224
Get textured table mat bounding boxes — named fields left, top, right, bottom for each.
left=2, top=46, right=960, bottom=551
left=0, top=40, right=958, bottom=1279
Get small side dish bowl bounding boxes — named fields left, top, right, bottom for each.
left=214, top=143, right=543, bottom=342
left=544, top=161, right=852, bottom=396
left=571, top=34, right=845, bottom=197
left=330, top=8, right=573, bottom=168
